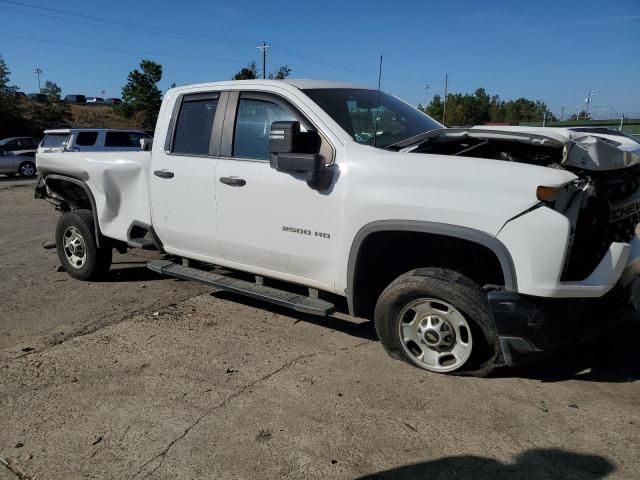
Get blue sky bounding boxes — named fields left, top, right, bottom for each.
left=1, top=0, right=639, bottom=118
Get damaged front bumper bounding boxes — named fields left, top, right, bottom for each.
left=490, top=233, right=640, bottom=366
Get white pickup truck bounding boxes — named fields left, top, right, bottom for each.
left=35, top=80, right=640, bottom=376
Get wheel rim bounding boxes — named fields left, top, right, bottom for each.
left=19, top=163, right=35, bottom=176
left=396, top=298, right=473, bottom=372
left=62, top=226, right=87, bottom=269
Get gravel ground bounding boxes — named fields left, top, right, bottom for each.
left=0, top=185, right=639, bottom=479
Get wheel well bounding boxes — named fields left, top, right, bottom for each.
left=351, top=231, right=506, bottom=319
left=46, top=178, right=93, bottom=211
left=43, top=176, right=103, bottom=247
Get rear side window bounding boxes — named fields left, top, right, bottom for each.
left=172, top=95, right=218, bottom=155
left=105, top=131, right=146, bottom=148
left=41, top=134, right=69, bottom=148
left=75, top=131, right=98, bottom=146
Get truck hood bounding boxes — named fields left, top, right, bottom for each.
left=401, top=126, right=640, bottom=172
left=349, top=143, right=577, bottom=236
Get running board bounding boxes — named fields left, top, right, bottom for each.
left=147, top=259, right=335, bottom=316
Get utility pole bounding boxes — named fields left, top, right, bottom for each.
left=584, top=89, right=595, bottom=119
left=542, top=110, right=547, bottom=127
left=257, top=42, right=270, bottom=79
left=442, top=73, right=448, bottom=125
left=34, top=68, right=42, bottom=92
left=560, top=106, right=565, bottom=122
left=423, top=84, right=429, bottom=110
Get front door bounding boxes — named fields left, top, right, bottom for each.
left=215, top=91, right=341, bottom=289
left=150, top=91, right=225, bottom=260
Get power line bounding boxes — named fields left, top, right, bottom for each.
left=0, top=0, right=258, bottom=47
left=0, top=0, right=429, bottom=85
left=0, top=33, right=244, bottom=63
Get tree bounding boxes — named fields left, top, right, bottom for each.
left=232, top=62, right=258, bottom=80
left=0, top=55, right=26, bottom=138
left=119, top=59, right=163, bottom=129
left=568, top=110, right=591, bottom=121
left=232, top=62, right=291, bottom=80
left=424, top=87, right=556, bottom=126
left=28, top=81, right=71, bottom=134
left=268, top=65, right=291, bottom=80
left=425, top=94, right=444, bottom=122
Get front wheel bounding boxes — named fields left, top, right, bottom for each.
left=18, top=161, right=36, bottom=177
left=55, top=210, right=112, bottom=280
left=374, top=268, right=498, bottom=376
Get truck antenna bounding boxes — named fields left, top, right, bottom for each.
left=373, top=54, right=383, bottom=148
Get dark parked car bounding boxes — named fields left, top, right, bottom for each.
left=0, top=137, right=40, bottom=152
left=64, top=95, right=87, bottom=104
left=105, top=98, right=122, bottom=105
left=14, top=91, right=26, bottom=99
left=28, top=93, right=47, bottom=102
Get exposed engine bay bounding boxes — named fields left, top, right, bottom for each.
left=402, top=127, right=640, bottom=281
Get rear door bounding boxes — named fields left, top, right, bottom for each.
left=150, top=91, right=226, bottom=259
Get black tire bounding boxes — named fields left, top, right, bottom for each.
left=18, top=161, right=36, bottom=177
left=374, top=268, right=498, bottom=377
left=55, top=209, right=112, bottom=280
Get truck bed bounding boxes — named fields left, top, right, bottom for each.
left=36, top=151, right=152, bottom=243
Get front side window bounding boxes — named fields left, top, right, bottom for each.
left=233, top=98, right=297, bottom=160
left=303, top=88, right=442, bottom=148
left=75, top=131, right=98, bottom=146
left=172, top=96, right=218, bottom=155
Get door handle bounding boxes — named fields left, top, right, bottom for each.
left=219, top=176, right=246, bottom=187
left=154, top=170, right=174, bottom=179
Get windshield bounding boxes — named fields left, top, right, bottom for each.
left=303, top=88, right=442, bottom=148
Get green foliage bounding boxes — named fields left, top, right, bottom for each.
left=0, top=55, right=27, bottom=137
left=268, top=65, right=291, bottom=80
left=232, top=62, right=258, bottom=80
left=232, top=62, right=291, bottom=80
left=424, top=88, right=556, bottom=126
left=119, top=59, right=163, bottom=129
left=28, top=81, right=72, bottom=135
left=568, top=110, right=591, bottom=121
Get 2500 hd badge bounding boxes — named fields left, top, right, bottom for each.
left=282, top=226, right=331, bottom=239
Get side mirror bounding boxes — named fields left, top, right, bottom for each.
left=140, top=138, right=152, bottom=151
left=269, top=121, right=324, bottom=173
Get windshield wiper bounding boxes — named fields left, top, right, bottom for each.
left=383, top=129, right=441, bottom=150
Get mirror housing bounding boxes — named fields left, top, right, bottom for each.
left=140, top=138, right=152, bottom=151
left=269, top=121, right=324, bottom=173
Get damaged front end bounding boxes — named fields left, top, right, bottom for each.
left=404, top=127, right=640, bottom=365
left=406, top=127, right=640, bottom=284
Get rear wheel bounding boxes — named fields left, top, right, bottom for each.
left=374, top=268, right=498, bottom=376
left=18, top=161, right=36, bottom=177
left=55, top=210, right=112, bottom=280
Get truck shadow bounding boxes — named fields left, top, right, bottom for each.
left=355, top=448, right=615, bottom=480
left=211, top=290, right=378, bottom=341
left=102, top=265, right=166, bottom=283
left=214, top=289, right=639, bottom=381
